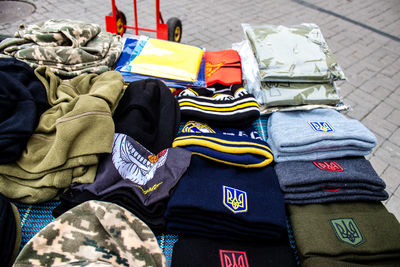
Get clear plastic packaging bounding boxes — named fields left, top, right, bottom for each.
left=242, top=23, right=346, bottom=83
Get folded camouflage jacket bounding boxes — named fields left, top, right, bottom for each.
left=0, top=67, right=125, bottom=203
left=0, top=19, right=122, bottom=77
left=258, top=82, right=341, bottom=107
left=244, top=23, right=346, bottom=82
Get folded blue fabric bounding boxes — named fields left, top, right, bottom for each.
left=173, top=121, right=273, bottom=168
left=267, top=109, right=377, bottom=162
left=165, top=155, right=286, bottom=240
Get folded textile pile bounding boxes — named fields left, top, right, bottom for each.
left=177, top=85, right=260, bottom=127
left=244, top=23, right=345, bottom=82
left=172, top=236, right=296, bottom=267
left=165, top=155, right=287, bottom=240
left=288, top=202, right=400, bottom=266
left=275, top=157, right=388, bottom=204
left=72, top=133, right=191, bottom=205
left=0, top=58, right=50, bottom=164
left=204, top=49, right=242, bottom=86
left=267, top=108, right=377, bottom=162
left=116, top=36, right=205, bottom=88
left=14, top=201, right=167, bottom=267
left=173, top=121, right=273, bottom=168
left=0, top=67, right=125, bottom=203
left=54, top=133, right=191, bottom=233
left=0, top=19, right=122, bottom=77
left=259, top=81, right=341, bottom=107
left=240, top=23, right=347, bottom=113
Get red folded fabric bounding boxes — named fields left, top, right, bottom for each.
left=205, top=50, right=242, bottom=86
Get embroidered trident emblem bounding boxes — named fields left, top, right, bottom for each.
left=223, top=185, right=248, bottom=213
left=219, top=250, right=249, bottom=267
left=330, top=218, right=364, bottom=246
left=308, top=121, right=334, bottom=132
left=313, top=161, right=344, bottom=172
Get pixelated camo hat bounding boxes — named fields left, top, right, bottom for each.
left=13, top=201, right=167, bottom=267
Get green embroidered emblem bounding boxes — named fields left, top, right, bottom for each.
left=330, top=218, right=364, bottom=246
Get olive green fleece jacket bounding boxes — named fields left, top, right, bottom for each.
left=0, top=66, right=125, bottom=203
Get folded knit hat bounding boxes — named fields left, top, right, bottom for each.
left=113, top=78, right=180, bottom=154
left=173, top=121, right=273, bottom=168
left=275, top=157, right=388, bottom=204
left=15, top=200, right=167, bottom=267
left=165, top=155, right=286, bottom=240
left=177, top=84, right=260, bottom=127
left=288, top=202, right=400, bottom=266
left=0, top=58, right=50, bottom=164
left=267, top=109, right=377, bottom=162
left=172, top=236, right=296, bottom=267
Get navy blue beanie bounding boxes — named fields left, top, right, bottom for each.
left=165, top=155, right=286, bottom=240
left=0, top=58, right=49, bottom=163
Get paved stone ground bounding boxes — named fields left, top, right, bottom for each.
left=1, top=0, right=399, bottom=219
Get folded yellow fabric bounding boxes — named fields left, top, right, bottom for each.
left=0, top=67, right=125, bottom=203
left=128, top=38, right=204, bottom=82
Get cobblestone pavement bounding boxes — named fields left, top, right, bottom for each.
left=1, top=0, right=399, bottom=219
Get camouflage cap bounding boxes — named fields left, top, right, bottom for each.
left=13, top=201, right=167, bottom=267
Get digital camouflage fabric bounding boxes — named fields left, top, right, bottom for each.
left=0, top=19, right=122, bottom=77
left=244, top=23, right=346, bottom=83
left=13, top=200, right=167, bottom=267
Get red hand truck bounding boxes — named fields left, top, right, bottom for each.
left=105, top=0, right=182, bottom=42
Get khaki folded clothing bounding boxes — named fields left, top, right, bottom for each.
left=288, top=202, right=400, bottom=266
left=0, top=67, right=125, bottom=203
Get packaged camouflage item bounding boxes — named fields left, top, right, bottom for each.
left=243, top=23, right=346, bottom=82
left=258, top=82, right=341, bottom=107
left=0, top=19, right=122, bottom=77
left=0, top=67, right=125, bottom=203
left=13, top=200, right=167, bottom=267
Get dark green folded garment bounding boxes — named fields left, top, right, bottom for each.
left=288, top=202, right=400, bottom=266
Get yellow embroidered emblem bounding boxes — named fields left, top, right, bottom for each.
left=136, top=182, right=163, bottom=195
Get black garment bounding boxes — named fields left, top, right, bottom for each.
left=172, top=235, right=297, bottom=267
left=53, top=187, right=168, bottom=234
left=113, top=79, right=180, bottom=154
left=0, top=58, right=50, bottom=163
left=0, top=193, right=20, bottom=267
